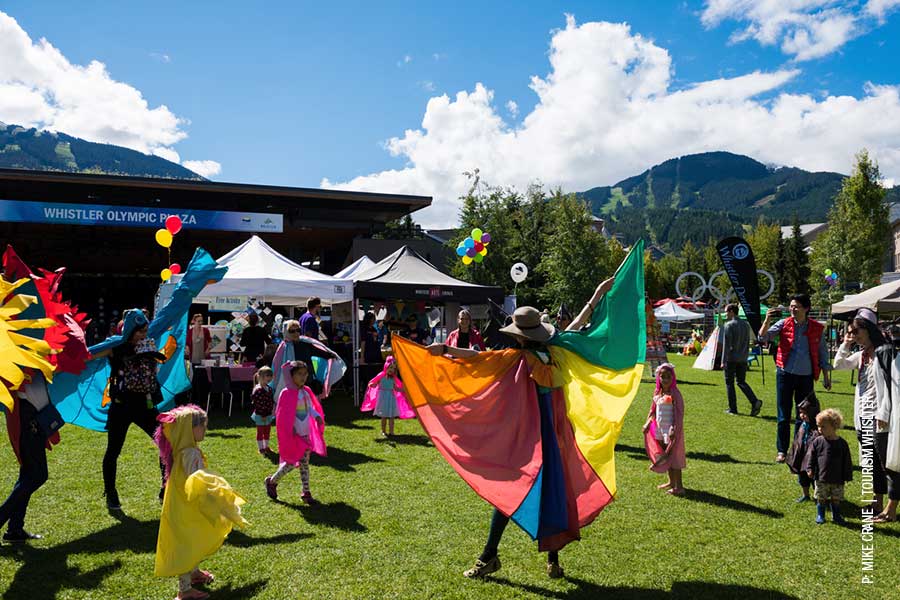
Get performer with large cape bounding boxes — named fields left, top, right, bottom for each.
left=393, top=240, right=646, bottom=579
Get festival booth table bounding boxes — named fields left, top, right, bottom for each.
left=831, top=278, right=900, bottom=319
left=157, top=235, right=353, bottom=403
left=336, top=246, right=504, bottom=403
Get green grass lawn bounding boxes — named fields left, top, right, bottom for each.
left=2, top=354, right=897, bottom=599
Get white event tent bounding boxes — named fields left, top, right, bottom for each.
left=654, top=300, right=705, bottom=322
left=334, top=256, right=376, bottom=280
left=158, top=235, right=353, bottom=306
left=831, top=279, right=900, bottom=318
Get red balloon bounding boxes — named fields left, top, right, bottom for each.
left=169, top=263, right=182, bottom=275
left=165, top=215, right=183, bottom=235
left=474, top=241, right=484, bottom=252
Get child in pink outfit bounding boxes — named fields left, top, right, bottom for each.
left=361, top=357, right=415, bottom=437
left=264, top=361, right=326, bottom=505
left=643, top=362, right=686, bottom=495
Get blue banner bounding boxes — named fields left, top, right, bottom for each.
left=0, top=199, right=283, bottom=233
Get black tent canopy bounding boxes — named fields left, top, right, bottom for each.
left=352, top=245, right=504, bottom=304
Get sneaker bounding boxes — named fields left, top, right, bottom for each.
left=190, top=569, right=215, bottom=586
left=547, top=561, right=565, bottom=579
left=775, top=453, right=786, bottom=463
left=264, top=476, right=278, bottom=500
left=750, top=400, right=763, bottom=417
left=301, top=492, right=321, bottom=506
left=105, top=490, right=122, bottom=511
left=463, top=555, right=501, bottom=579
left=2, top=530, right=43, bottom=543
left=724, top=409, right=738, bottom=415
left=815, top=513, right=826, bottom=525
left=795, top=495, right=811, bottom=503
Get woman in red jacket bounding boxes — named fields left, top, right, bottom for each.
left=186, top=314, right=211, bottom=364
left=446, top=309, right=485, bottom=351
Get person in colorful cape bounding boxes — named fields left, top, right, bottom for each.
left=265, top=361, right=327, bottom=505
left=154, top=404, right=248, bottom=600
left=758, top=293, right=832, bottom=463
left=361, top=356, right=414, bottom=437
left=395, top=240, right=646, bottom=580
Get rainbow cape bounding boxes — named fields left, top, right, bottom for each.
left=393, top=240, right=645, bottom=549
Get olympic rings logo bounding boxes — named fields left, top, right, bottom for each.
left=675, top=270, right=775, bottom=302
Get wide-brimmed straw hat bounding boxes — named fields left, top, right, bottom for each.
left=499, top=306, right=555, bottom=342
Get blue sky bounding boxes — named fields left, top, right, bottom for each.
left=2, top=1, right=900, bottom=225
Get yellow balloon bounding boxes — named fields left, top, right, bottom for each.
left=462, top=255, right=473, bottom=265
left=155, top=228, right=173, bottom=248
left=161, top=268, right=173, bottom=281
left=479, top=247, right=488, bottom=256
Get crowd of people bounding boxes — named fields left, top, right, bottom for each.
left=2, top=260, right=898, bottom=598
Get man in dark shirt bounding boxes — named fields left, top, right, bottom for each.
left=239, top=312, right=271, bottom=364
left=722, top=303, right=762, bottom=416
left=300, top=297, right=321, bottom=340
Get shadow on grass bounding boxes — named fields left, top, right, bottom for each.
left=206, top=431, right=242, bottom=439
left=375, top=433, right=432, bottom=447
left=310, top=445, right=384, bottom=472
left=614, top=444, right=770, bottom=466
left=679, top=489, right=784, bottom=518
left=277, top=500, right=366, bottom=532
left=226, top=530, right=314, bottom=547
left=206, top=579, right=268, bottom=599
left=490, top=576, right=799, bottom=599
left=672, top=380, right=717, bottom=387
left=0, top=515, right=156, bottom=599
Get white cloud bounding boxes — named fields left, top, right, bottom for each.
left=397, top=54, right=412, bottom=67
left=701, top=0, right=897, bottom=60
left=432, top=52, right=447, bottom=61
left=867, top=0, right=900, bottom=20
left=322, top=16, right=900, bottom=228
left=419, top=80, right=437, bottom=92
left=183, top=160, right=222, bottom=178
left=506, top=100, right=519, bottom=117
left=149, top=52, right=172, bottom=63
left=0, top=11, right=218, bottom=174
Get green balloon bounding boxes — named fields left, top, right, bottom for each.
left=472, top=228, right=483, bottom=241
left=473, top=252, right=484, bottom=263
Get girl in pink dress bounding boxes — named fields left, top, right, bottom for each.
left=264, top=361, right=326, bottom=505
left=643, top=363, right=686, bottom=495
left=361, top=357, right=415, bottom=437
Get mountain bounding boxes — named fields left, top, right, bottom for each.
left=0, top=122, right=203, bottom=180
left=580, top=151, right=900, bottom=249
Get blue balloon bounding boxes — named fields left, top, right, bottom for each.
left=464, top=237, right=475, bottom=249
left=456, top=246, right=466, bottom=257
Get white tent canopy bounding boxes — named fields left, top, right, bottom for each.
left=160, top=235, right=353, bottom=306
left=654, top=301, right=705, bottom=322
left=831, top=279, right=900, bottom=317
left=334, top=256, right=376, bottom=280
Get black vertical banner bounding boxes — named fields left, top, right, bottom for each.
left=716, top=237, right=762, bottom=334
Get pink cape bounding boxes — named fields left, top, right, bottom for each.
left=275, top=363, right=326, bottom=465
left=360, top=364, right=415, bottom=419
left=644, top=388, right=686, bottom=473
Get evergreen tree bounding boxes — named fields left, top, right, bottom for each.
left=783, top=216, right=811, bottom=298
left=774, top=234, right=788, bottom=304
left=809, top=149, right=890, bottom=306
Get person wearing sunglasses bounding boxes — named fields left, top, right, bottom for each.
left=271, top=319, right=334, bottom=400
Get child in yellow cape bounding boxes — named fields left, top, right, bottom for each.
left=154, top=404, right=248, bottom=600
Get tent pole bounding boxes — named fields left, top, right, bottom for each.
left=352, top=298, right=360, bottom=406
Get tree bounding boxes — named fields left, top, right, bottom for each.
left=783, top=216, right=811, bottom=298
left=774, top=234, right=788, bottom=304
left=809, top=149, right=890, bottom=307
left=681, top=240, right=703, bottom=274
left=746, top=218, right=781, bottom=305
left=538, top=191, right=615, bottom=311
left=374, top=214, right=423, bottom=239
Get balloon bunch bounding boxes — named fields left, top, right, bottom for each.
left=157, top=215, right=184, bottom=281
left=455, top=228, right=492, bottom=265
left=823, top=268, right=839, bottom=287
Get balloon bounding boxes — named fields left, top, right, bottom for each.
left=482, top=232, right=492, bottom=244
left=169, top=263, right=182, bottom=275
left=832, top=272, right=838, bottom=279
left=456, top=246, right=466, bottom=257
left=155, top=228, right=173, bottom=248
left=472, top=228, right=483, bottom=241
left=465, top=247, right=476, bottom=258
left=160, top=268, right=172, bottom=281
left=473, top=253, right=484, bottom=263
left=165, top=215, right=183, bottom=235
left=824, top=268, right=832, bottom=276
left=464, top=237, right=475, bottom=249
left=479, top=247, right=488, bottom=256
left=474, top=241, right=484, bottom=253
left=462, top=255, right=473, bottom=265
